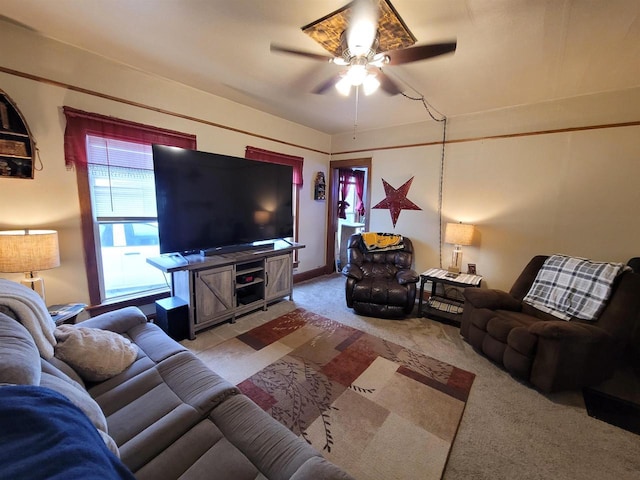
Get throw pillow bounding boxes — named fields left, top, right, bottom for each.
left=54, top=325, right=138, bottom=382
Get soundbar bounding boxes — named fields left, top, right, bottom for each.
left=200, top=242, right=274, bottom=256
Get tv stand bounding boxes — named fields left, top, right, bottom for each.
left=200, top=242, right=273, bottom=256
left=147, top=242, right=304, bottom=339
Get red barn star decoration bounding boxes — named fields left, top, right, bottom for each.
left=372, top=177, right=422, bottom=227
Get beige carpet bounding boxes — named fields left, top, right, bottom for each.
left=184, top=274, right=640, bottom=480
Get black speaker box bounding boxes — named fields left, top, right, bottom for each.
left=155, top=297, right=189, bottom=341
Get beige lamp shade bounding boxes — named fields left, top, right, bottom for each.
left=444, top=223, right=475, bottom=246
left=0, top=230, right=60, bottom=273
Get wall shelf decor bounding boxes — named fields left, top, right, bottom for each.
left=314, top=171, right=326, bottom=200
left=0, top=89, right=35, bottom=179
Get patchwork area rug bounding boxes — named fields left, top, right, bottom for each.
left=203, top=308, right=475, bottom=479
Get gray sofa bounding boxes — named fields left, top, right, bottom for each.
left=0, top=281, right=352, bottom=479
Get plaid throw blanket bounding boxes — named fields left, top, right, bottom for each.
left=523, top=255, right=628, bottom=321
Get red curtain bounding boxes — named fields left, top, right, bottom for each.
left=353, top=169, right=365, bottom=216
left=63, top=107, right=197, bottom=169
left=338, top=168, right=366, bottom=219
left=245, top=146, right=304, bottom=186
left=338, top=168, right=351, bottom=219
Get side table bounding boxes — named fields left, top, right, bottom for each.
left=417, top=268, right=482, bottom=326
left=48, top=303, right=87, bottom=326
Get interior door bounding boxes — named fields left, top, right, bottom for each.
left=326, top=158, right=372, bottom=272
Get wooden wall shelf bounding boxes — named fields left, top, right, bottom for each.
left=0, top=89, right=35, bottom=179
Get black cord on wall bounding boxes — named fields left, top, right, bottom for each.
left=399, top=89, right=448, bottom=269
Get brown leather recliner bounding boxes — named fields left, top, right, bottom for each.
left=342, top=234, right=419, bottom=318
left=461, top=255, right=640, bottom=392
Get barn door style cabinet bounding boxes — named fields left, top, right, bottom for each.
left=0, top=89, right=35, bottom=179
left=193, top=265, right=235, bottom=327
left=148, top=242, right=303, bottom=339
left=265, top=254, right=292, bottom=302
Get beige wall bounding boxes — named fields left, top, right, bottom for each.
left=332, top=88, right=640, bottom=290
left=2, top=19, right=639, bottom=304
left=0, top=21, right=331, bottom=305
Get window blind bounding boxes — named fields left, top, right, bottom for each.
left=87, top=136, right=157, bottom=218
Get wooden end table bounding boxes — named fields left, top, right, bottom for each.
left=417, top=268, right=482, bottom=326
left=48, top=303, right=87, bottom=326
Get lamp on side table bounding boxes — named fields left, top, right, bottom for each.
left=444, top=222, right=475, bottom=273
left=0, top=229, right=60, bottom=302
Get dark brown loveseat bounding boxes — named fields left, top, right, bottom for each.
left=342, top=234, right=419, bottom=318
left=461, top=255, right=640, bottom=392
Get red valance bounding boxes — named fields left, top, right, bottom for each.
left=245, top=146, right=304, bottom=187
left=63, top=106, right=196, bottom=169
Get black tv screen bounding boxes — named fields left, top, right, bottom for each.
left=152, top=145, right=294, bottom=254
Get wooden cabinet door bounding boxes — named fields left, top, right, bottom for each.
left=194, top=265, right=234, bottom=324
left=265, top=254, right=292, bottom=302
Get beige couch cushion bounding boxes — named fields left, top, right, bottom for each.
left=0, top=313, right=41, bottom=385
left=54, top=325, right=138, bottom=382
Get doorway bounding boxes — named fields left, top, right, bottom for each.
left=326, top=158, right=372, bottom=272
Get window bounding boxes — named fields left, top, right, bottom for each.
left=63, top=107, right=196, bottom=306
left=87, top=136, right=166, bottom=299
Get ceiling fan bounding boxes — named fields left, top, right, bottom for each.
left=271, top=0, right=456, bottom=96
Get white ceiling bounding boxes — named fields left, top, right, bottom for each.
left=1, top=0, right=639, bottom=135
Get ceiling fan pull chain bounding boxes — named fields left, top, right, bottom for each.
left=353, top=85, right=360, bottom=140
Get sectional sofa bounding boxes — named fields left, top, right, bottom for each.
left=0, top=279, right=352, bottom=479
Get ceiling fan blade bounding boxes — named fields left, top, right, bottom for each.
left=385, top=41, right=457, bottom=65
left=312, top=74, right=341, bottom=94
left=377, top=70, right=402, bottom=95
left=270, top=43, right=334, bottom=62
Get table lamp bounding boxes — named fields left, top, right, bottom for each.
left=0, top=229, right=60, bottom=301
left=444, top=222, right=475, bottom=273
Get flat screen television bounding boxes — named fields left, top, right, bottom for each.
left=152, top=145, right=294, bottom=255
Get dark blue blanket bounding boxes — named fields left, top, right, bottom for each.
left=0, top=385, right=135, bottom=480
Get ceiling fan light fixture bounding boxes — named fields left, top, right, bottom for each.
left=335, top=75, right=352, bottom=96
left=362, top=73, right=380, bottom=95
left=346, top=63, right=367, bottom=86
left=291, top=1, right=453, bottom=98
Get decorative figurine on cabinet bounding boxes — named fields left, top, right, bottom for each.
left=314, top=171, right=326, bottom=200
